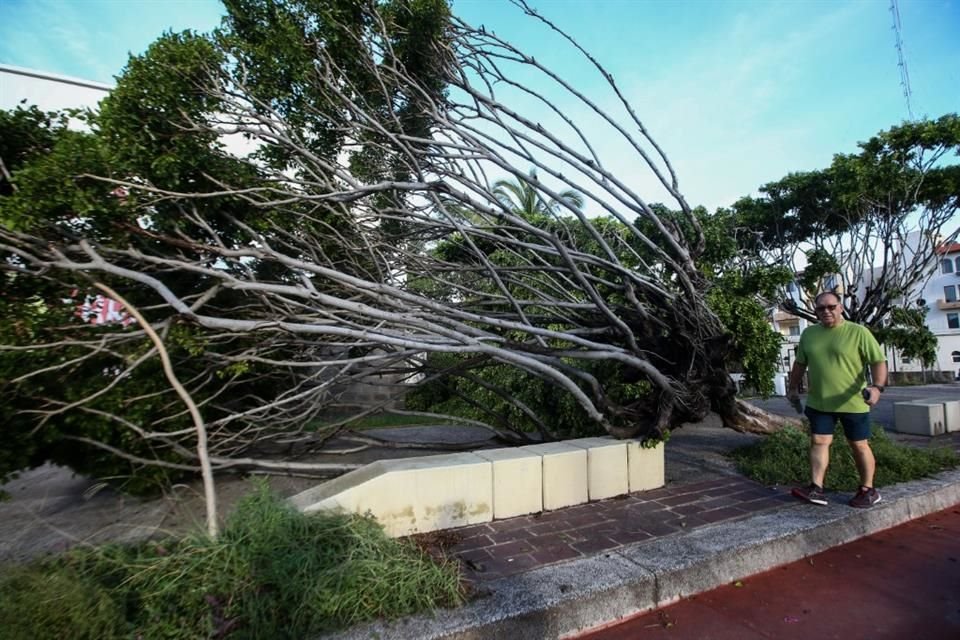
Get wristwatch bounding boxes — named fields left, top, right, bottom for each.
left=869, top=384, right=885, bottom=393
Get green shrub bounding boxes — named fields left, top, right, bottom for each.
left=731, top=424, right=960, bottom=490
left=406, top=353, right=661, bottom=439
left=0, top=564, right=126, bottom=640
left=0, top=483, right=463, bottom=639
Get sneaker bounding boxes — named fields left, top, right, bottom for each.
left=791, top=483, right=828, bottom=505
left=849, top=487, right=882, bottom=508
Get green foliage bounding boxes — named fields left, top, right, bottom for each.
left=0, top=127, right=113, bottom=233
left=0, top=484, right=463, bottom=639
left=406, top=355, right=589, bottom=438
left=648, top=204, right=789, bottom=396
left=0, top=564, right=126, bottom=640
left=0, top=104, right=67, bottom=196
left=706, top=278, right=784, bottom=397
left=0, top=1, right=455, bottom=492
left=406, top=352, right=661, bottom=440
left=873, top=304, right=938, bottom=369
left=221, top=0, right=450, bottom=177
left=797, top=248, right=840, bottom=297
left=730, top=114, right=959, bottom=329
left=731, top=424, right=959, bottom=490
left=492, top=168, right=585, bottom=218
left=0, top=282, right=201, bottom=491
left=98, top=31, right=226, bottom=190
left=732, top=114, right=959, bottom=256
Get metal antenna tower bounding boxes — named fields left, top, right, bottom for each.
left=889, top=0, right=914, bottom=119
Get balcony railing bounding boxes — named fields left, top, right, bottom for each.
left=936, top=299, right=960, bottom=311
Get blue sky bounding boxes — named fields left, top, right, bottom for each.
left=1, top=0, right=957, bottom=210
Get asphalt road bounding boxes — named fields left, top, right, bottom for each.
left=748, top=383, right=959, bottom=434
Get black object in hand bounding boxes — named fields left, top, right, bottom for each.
left=788, top=395, right=803, bottom=414
left=862, top=388, right=872, bottom=401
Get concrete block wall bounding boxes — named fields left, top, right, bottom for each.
left=943, top=400, right=960, bottom=433
left=474, top=448, right=542, bottom=519
left=567, top=437, right=629, bottom=500
left=893, top=401, right=946, bottom=436
left=521, top=442, right=589, bottom=510
left=290, top=437, right=666, bottom=537
left=288, top=453, right=493, bottom=537
left=627, top=440, right=666, bottom=491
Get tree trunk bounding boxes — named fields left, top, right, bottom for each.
left=718, top=398, right=803, bottom=434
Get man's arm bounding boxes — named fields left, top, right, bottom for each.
left=787, top=360, right=806, bottom=413
left=787, top=360, right=806, bottom=397
left=864, top=360, right=888, bottom=406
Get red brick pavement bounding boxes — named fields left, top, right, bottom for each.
left=425, top=431, right=960, bottom=585
left=445, top=476, right=795, bottom=583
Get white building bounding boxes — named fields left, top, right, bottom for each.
left=902, top=241, right=960, bottom=376
left=0, top=64, right=111, bottom=114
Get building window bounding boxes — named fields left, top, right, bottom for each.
left=946, top=285, right=958, bottom=303
left=956, top=257, right=960, bottom=273
left=944, top=258, right=955, bottom=274
left=953, top=351, right=960, bottom=363
left=948, top=312, right=960, bottom=330
left=788, top=325, right=801, bottom=336
left=902, top=356, right=913, bottom=364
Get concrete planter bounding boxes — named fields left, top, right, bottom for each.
left=290, top=437, right=666, bottom=537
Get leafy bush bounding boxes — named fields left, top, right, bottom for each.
left=731, top=424, right=959, bottom=490
left=0, top=564, right=125, bottom=640
left=406, top=352, right=662, bottom=440
left=0, top=483, right=463, bottom=639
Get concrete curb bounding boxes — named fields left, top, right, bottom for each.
left=323, top=468, right=960, bottom=639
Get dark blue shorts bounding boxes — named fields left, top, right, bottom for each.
left=804, top=406, right=871, bottom=441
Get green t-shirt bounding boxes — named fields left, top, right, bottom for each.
left=796, top=321, right=885, bottom=414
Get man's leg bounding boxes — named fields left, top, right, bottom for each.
left=804, top=407, right=836, bottom=487
left=842, top=413, right=875, bottom=488
left=847, top=439, right=876, bottom=488
left=792, top=407, right=834, bottom=504
left=810, top=433, right=832, bottom=486
left=843, top=413, right=881, bottom=507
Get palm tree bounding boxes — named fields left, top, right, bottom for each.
left=493, top=169, right=584, bottom=219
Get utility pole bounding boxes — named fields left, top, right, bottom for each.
left=889, top=0, right=914, bottom=120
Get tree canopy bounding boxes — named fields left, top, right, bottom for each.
left=729, top=114, right=959, bottom=332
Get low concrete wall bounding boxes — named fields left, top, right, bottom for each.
left=892, top=399, right=959, bottom=435
left=888, top=371, right=955, bottom=385
left=289, top=438, right=665, bottom=537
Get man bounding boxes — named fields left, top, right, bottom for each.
left=786, top=291, right=888, bottom=508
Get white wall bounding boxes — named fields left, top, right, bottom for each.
left=920, top=246, right=960, bottom=374
left=1, top=64, right=110, bottom=112
left=1, top=63, right=260, bottom=162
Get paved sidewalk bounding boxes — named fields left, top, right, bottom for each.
left=447, top=475, right=793, bottom=584
left=329, top=426, right=960, bottom=640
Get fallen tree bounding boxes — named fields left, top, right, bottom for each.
left=0, top=0, right=796, bottom=491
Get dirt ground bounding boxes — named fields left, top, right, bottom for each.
left=0, top=424, right=505, bottom=563
left=0, top=416, right=758, bottom=564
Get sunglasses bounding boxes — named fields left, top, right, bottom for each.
left=814, top=304, right=839, bottom=313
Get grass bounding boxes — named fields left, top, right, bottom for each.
left=0, top=482, right=464, bottom=640
left=730, top=423, right=959, bottom=491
